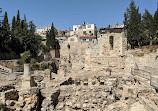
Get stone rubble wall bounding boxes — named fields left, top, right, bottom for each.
left=125, top=49, right=158, bottom=74
left=0, top=60, right=19, bottom=72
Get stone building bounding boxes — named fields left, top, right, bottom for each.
left=84, top=32, right=127, bottom=75
left=37, top=26, right=51, bottom=39
left=99, top=24, right=124, bottom=34
left=70, top=22, right=98, bottom=41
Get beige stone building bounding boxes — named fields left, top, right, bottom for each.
left=37, top=26, right=51, bottom=39
left=70, top=22, right=98, bottom=41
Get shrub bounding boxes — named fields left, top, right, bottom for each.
left=19, top=51, right=30, bottom=64
left=42, top=45, right=50, bottom=53
left=41, top=63, right=48, bottom=70
left=30, top=58, right=39, bottom=70
left=30, top=58, right=36, bottom=66
left=126, top=45, right=130, bottom=50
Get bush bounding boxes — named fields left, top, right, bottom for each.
left=30, top=58, right=36, bottom=65
left=30, top=58, right=39, bottom=70
left=126, top=45, right=130, bottom=50
left=41, top=63, right=48, bottom=70
left=42, top=45, right=50, bottom=53
left=19, top=51, right=30, bottom=64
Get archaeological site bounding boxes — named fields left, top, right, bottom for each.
left=0, top=0, right=158, bottom=111
left=0, top=28, right=158, bottom=111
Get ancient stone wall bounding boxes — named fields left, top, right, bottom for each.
left=84, top=32, right=127, bottom=75
left=0, top=60, right=19, bottom=72
left=60, top=40, right=97, bottom=71
left=125, top=49, right=158, bottom=74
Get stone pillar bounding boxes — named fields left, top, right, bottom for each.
left=24, top=64, right=31, bottom=78
left=21, top=64, right=31, bottom=90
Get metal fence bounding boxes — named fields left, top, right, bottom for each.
left=131, top=68, right=158, bottom=90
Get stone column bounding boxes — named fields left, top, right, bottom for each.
left=24, top=64, right=31, bottom=78
left=21, top=64, right=31, bottom=90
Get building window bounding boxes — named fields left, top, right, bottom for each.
left=75, top=28, right=77, bottom=31
left=82, top=26, right=86, bottom=29
left=89, top=31, right=91, bottom=33
left=109, top=36, right=114, bottom=50
left=82, top=39, right=86, bottom=41
left=101, top=30, right=106, bottom=32
left=83, top=31, right=86, bottom=35
left=88, top=25, right=91, bottom=28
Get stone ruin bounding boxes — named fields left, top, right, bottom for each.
left=0, top=62, right=157, bottom=111
left=0, top=32, right=158, bottom=110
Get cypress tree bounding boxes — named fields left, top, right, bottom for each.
left=154, top=9, right=158, bottom=32
left=142, top=9, right=154, bottom=45
left=2, top=11, right=10, bottom=31
left=124, top=0, right=141, bottom=48
left=28, top=21, right=37, bottom=57
left=1, top=11, right=11, bottom=52
left=0, top=8, right=2, bottom=52
left=0, top=8, right=2, bottom=27
left=153, top=8, right=158, bottom=44
left=46, top=23, right=56, bottom=49
left=11, top=16, right=16, bottom=33
left=16, top=10, right=20, bottom=27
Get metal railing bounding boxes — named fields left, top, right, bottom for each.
left=131, top=68, right=158, bottom=90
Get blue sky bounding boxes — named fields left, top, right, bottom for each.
left=0, top=0, right=158, bottom=30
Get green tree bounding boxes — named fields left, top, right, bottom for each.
left=46, top=23, right=56, bottom=49
left=141, top=9, right=154, bottom=45
left=11, top=16, right=16, bottom=33
left=153, top=8, right=158, bottom=44
left=16, top=10, right=20, bottom=27
left=0, top=8, right=3, bottom=53
left=27, top=21, right=41, bottom=57
left=154, top=9, right=158, bottom=32
left=2, top=11, right=10, bottom=30
left=0, top=8, right=2, bottom=27
left=21, top=16, right=29, bottom=51
left=1, top=11, right=11, bottom=53
left=13, top=10, right=24, bottom=54
left=124, top=0, right=141, bottom=48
